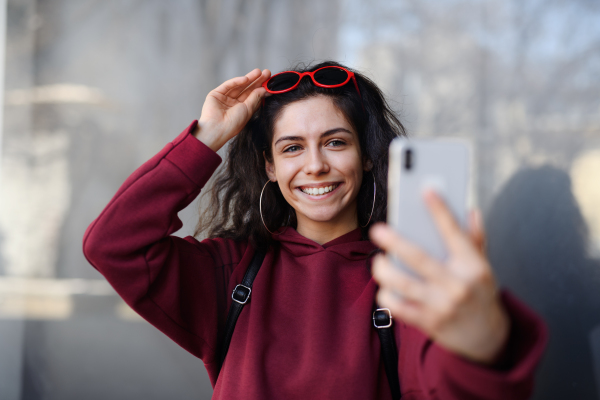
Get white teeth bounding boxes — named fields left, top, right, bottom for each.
left=301, top=184, right=338, bottom=196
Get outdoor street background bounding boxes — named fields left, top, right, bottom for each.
left=1, top=0, right=600, bottom=399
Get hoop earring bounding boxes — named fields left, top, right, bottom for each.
left=360, top=171, right=376, bottom=228
left=260, top=180, right=284, bottom=235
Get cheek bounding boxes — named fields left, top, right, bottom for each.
left=336, top=155, right=364, bottom=182
left=274, top=160, right=302, bottom=190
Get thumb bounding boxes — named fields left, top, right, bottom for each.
left=244, top=87, right=267, bottom=115
left=468, top=209, right=486, bottom=253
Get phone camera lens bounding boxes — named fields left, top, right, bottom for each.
left=404, top=149, right=413, bottom=170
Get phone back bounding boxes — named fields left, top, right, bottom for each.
left=388, top=138, right=470, bottom=267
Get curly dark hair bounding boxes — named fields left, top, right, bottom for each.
left=194, top=61, right=407, bottom=249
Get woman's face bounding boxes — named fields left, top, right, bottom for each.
left=265, top=95, right=368, bottom=234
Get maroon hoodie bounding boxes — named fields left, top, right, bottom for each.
left=83, top=121, right=547, bottom=400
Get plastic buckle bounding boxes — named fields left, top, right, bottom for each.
left=373, top=308, right=393, bottom=329
left=232, top=284, right=252, bottom=305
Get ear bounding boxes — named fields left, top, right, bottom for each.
left=263, top=151, right=277, bottom=182
left=363, top=157, right=373, bottom=172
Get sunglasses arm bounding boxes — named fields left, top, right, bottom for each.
left=351, top=76, right=362, bottom=98
left=351, top=76, right=366, bottom=113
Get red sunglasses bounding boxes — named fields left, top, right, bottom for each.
left=262, top=66, right=362, bottom=98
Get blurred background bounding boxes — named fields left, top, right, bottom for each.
left=1, top=0, right=599, bottom=399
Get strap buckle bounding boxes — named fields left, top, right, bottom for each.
left=373, top=308, right=393, bottom=329
left=232, top=284, right=252, bottom=305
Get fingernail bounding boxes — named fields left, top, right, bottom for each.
left=475, top=209, right=483, bottom=227
left=423, top=189, right=437, bottom=200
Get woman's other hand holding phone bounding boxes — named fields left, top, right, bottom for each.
left=194, top=68, right=271, bottom=152
left=369, top=190, right=511, bottom=365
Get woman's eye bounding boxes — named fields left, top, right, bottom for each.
left=283, top=145, right=301, bottom=153
left=327, top=140, right=346, bottom=147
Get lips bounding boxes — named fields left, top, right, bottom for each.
left=299, top=183, right=340, bottom=196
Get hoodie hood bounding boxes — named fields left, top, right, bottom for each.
left=272, top=227, right=378, bottom=261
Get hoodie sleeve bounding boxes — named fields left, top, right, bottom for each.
left=404, top=290, right=548, bottom=400
left=82, top=120, right=249, bottom=364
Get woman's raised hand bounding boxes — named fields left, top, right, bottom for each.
left=195, top=69, right=271, bottom=152
left=369, top=190, right=510, bottom=365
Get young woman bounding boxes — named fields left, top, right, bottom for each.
left=83, top=61, right=547, bottom=399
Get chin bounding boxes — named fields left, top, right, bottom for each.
left=298, top=207, right=347, bottom=224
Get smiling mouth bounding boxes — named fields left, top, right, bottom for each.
left=299, top=183, right=340, bottom=196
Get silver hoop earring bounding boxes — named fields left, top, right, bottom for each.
left=260, top=180, right=284, bottom=235
left=360, top=171, right=376, bottom=228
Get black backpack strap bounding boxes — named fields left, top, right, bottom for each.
left=217, top=248, right=266, bottom=377
left=373, top=307, right=402, bottom=400
left=216, top=248, right=401, bottom=399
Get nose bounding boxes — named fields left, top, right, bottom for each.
left=303, top=146, right=330, bottom=176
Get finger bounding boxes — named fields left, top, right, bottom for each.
left=376, top=288, right=423, bottom=328
left=423, top=190, right=469, bottom=253
left=369, top=223, right=444, bottom=281
left=243, top=86, right=268, bottom=115
left=238, top=69, right=271, bottom=102
left=226, top=68, right=265, bottom=98
left=372, top=255, right=428, bottom=303
left=468, top=209, right=486, bottom=253
left=213, top=69, right=262, bottom=97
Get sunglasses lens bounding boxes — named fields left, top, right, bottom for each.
left=313, top=67, right=349, bottom=86
left=266, top=72, right=300, bottom=92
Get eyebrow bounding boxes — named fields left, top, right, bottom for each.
left=273, top=128, right=353, bottom=147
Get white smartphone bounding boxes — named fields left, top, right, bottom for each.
left=387, top=137, right=471, bottom=278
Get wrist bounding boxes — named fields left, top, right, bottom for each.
left=193, top=120, right=225, bottom=152
left=469, top=301, right=511, bottom=365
